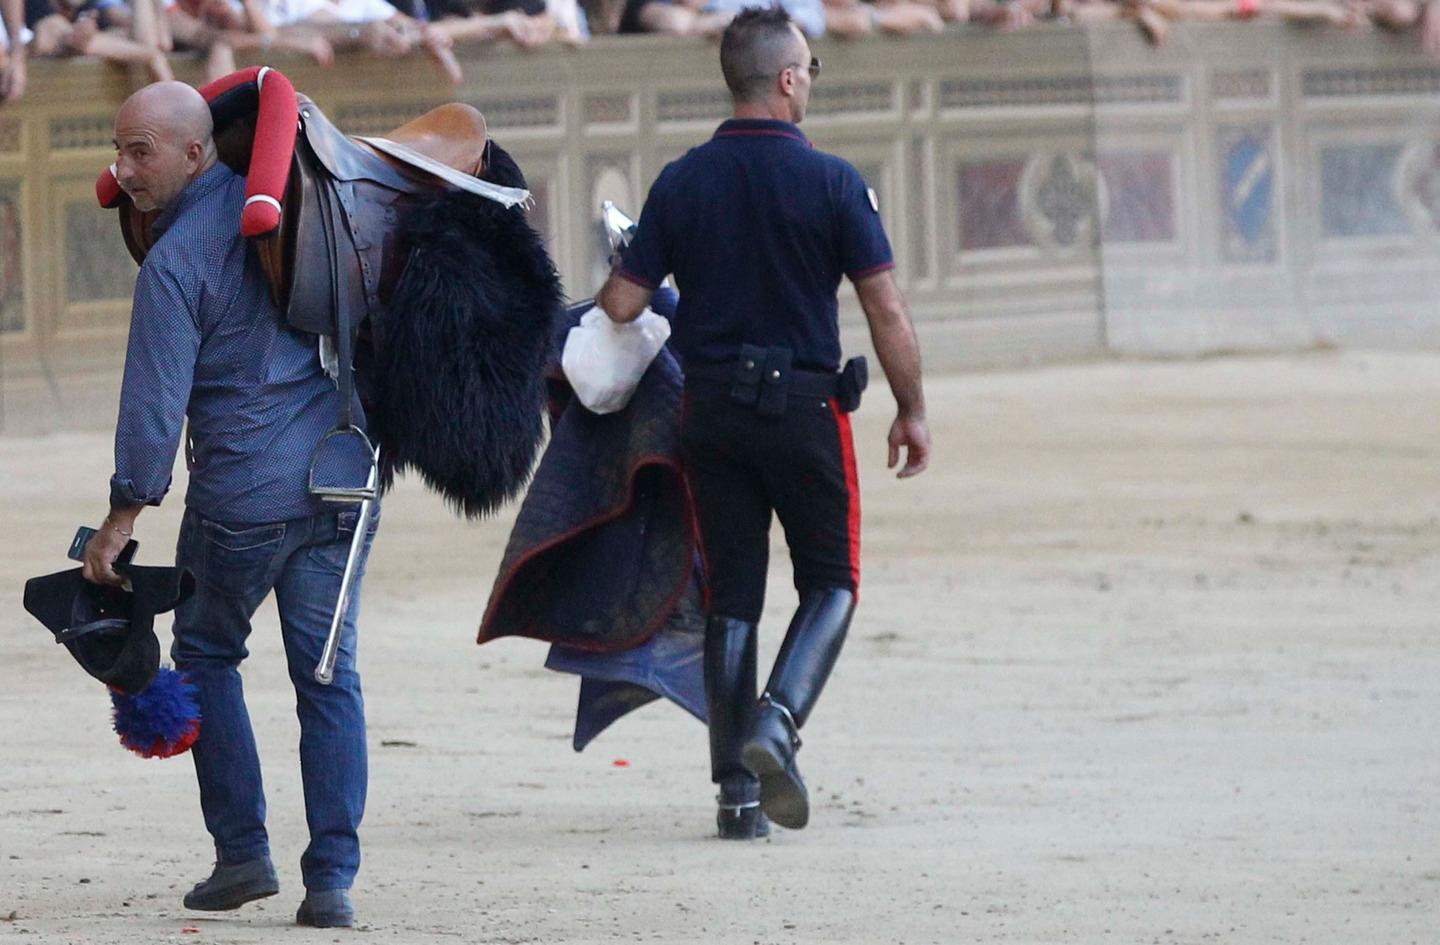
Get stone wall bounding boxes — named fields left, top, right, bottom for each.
left=3, top=25, right=1440, bottom=432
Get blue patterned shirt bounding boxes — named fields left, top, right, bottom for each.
left=109, top=162, right=366, bottom=525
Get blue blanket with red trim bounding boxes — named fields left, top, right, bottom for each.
left=479, top=291, right=708, bottom=749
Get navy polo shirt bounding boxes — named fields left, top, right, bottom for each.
left=619, top=118, right=893, bottom=372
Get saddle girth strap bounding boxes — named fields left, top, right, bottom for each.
left=313, top=164, right=357, bottom=430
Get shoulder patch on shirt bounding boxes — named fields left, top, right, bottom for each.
left=866, top=187, right=880, bottom=213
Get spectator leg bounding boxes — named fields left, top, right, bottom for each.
left=430, top=12, right=515, bottom=44
left=1130, top=1, right=1172, bottom=42
left=273, top=26, right=338, bottom=65
left=205, top=40, right=237, bottom=83
left=417, top=21, right=463, bottom=85
left=303, top=18, right=412, bottom=56
left=549, top=0, right=589, bottom=44
left=636, top=2, right=702, bottom=34
left=823, top=0, right=873, bottom=37
left=78, top=29, right=174, bottom=81
left=1170, top=0, right=1234, bottom=21
left=871, top=1, right=946, bottom=33
left=130, top=0, right=172, bottom=53
left=1371, top=0, right=1420, bottom=28
left=1261, top=0, right=1367, bottom=27
left=584, top=0, right=628, bottom=33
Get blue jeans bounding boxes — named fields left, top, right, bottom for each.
left=170, top=504, right=379, bottom=892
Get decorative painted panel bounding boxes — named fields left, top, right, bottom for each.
left=656, top=88, right=730, bottom=124
left=942, top=76, right=1090, bottom=109
left=1093, top=74, right=1185, bottom=106
left=472, top=96, right=562, bottom=130
left=1319, top=144, right=1407, bottom=238
left=1216, top=125, right=1277, bottom=263
left=584, top=93, right=632, bottom=126
left=64, top=200, right=135, bottom=308
left=809, top=82, right=895, bottom=116
left=0, top=118, right=20, bottom=154
left=1097, top=151, right=1175, bottom=244
left=1304, top=67, right=1440, bottom=98
left=957, top=159, right=1029, bottom=251
left=1211, top=69, right=1271, bottom=102
left=336, top=96, right=560, bottom=134
left=1019, top=151, right=1101, bottom=254
left=1395, top=140, right=1440, bottom=234
left=50, top=114, right=114, bottom=151
left=0, top=180, right=21, bottom=334
left=940, top=74, right=1182, bottom=109
left=334, top=101, right=447, bottom=135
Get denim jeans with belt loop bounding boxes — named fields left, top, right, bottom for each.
left=170, top=504, right=379, bottom=893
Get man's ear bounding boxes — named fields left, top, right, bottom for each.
left=186, top=140, right=205, bottom=167
left=778, top=64, right=796, bottom=98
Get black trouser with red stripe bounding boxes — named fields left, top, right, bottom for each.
left=682, top=377, right=860, bottom=801
left=681, top=378, right=860, bottom=621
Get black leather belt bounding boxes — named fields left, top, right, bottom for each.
left=685, top=361, right=841, bottom=398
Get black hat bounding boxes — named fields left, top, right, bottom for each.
left=23, top=566, right=195, bottom=694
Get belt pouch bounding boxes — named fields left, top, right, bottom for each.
left=837, top=356, right=869, bottom=413
left=729, top=344, right=766, bottom=408
left=756, top=347, right=792, bottom=418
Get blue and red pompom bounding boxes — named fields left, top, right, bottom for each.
left=110, top=667, right=201, bottom=759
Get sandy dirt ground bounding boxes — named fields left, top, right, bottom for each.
left=1, top=350, right=1438, bottom=945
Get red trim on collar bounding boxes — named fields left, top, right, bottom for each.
left=714, top=129, right=809, bottom=144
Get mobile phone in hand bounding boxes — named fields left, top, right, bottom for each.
left=68, top=525, right=138, bottom=565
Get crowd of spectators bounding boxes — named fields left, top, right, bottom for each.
left=3, top=0, right=1439, bottom=105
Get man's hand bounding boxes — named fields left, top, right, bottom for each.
left=83, top=523, right=131, bottom=586
left=596, top=270, right=653, bottom=325
left=887, top=412, right=930, bottom=479
left=83, top=507, right=141, bottom=586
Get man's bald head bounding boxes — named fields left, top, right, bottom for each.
left=113, top=81, right=217, bottom=213
left=120, top=81, right=215, bottom=144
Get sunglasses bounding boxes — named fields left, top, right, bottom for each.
left=793, top=56, right=821, bottom=79
left=755, top=57, right=820, bottom=83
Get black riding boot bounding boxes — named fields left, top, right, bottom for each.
left=705, top=615, right=769, bottom=840
left=741, top=588, right=855, bottom=830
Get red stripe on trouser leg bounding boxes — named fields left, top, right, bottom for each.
left=828, top=400, right=861, bottom=597
left=678, top=390, right=713, bottom=613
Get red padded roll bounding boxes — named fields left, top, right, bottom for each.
left=218, top=67, right=298, bottom=237
left=95, top=69, right=298, bottom=237
left=96, top=164, right=124, bottom=208
left=195, top=64, right=266, bottom=102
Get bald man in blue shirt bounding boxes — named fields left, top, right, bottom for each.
left=84, top=81, right=373, bottom=927
left=598, top=6, right=930, bottom=841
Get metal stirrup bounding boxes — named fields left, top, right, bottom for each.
left=308, top=426, right=379, bottom=502
left=313, top=440, right=380, bottom=686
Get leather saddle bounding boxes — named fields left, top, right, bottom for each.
left=100, top=69, right=559, bottom=519
left=120, top=96, right=493, bottom=338
left=116, top=93, right=509, bottom=501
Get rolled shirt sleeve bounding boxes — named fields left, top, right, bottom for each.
left=109, top=260, right=201, bottom=510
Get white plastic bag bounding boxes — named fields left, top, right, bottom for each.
left=561, top=305, right=672, bottom=415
